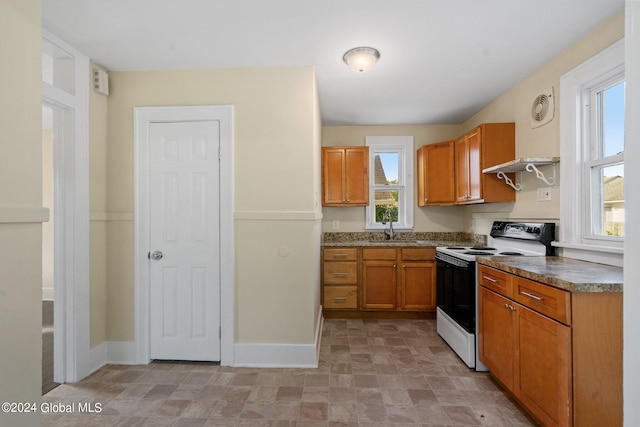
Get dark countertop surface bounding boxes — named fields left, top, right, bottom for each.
left=477, top=256, right=623, bottom=293
left=321, top=231, right=485, bottom=248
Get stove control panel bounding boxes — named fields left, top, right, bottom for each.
left=490, top=221, right=555, bottom=245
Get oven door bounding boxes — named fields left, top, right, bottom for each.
left=436, top=253, right=476, bottom=334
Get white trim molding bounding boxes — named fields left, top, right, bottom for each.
left=234, top=311, right=323, bottom=368
left=558, top=38, right=624, bottom=265
left=42, top=30, right=92, bottom=383
left=134, top=105, right=235, bottom=366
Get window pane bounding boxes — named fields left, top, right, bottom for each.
left=374, top=189, right=398, bottom=223
left=601, top=81, right=625, bottom=157
left=42, top=39, right=75, bottom=95
left=373, top=153, right=399, bottom=184
left=593, top=164, right=624, bottom=237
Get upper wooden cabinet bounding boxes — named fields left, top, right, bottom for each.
left=455, top=123, right=516, bottom=204
left=417, top=141, right=456, bottom=206
left=322, top=147, right=369, bottom=206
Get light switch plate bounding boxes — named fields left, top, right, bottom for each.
left=537, top=187, right=552, bottom=201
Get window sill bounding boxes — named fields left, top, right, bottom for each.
left=552, top=241, right=623, bottom=267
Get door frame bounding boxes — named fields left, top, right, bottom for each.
left=134, top=105, right=234, bottom=365
left=42, top=30, right=91, bottom=383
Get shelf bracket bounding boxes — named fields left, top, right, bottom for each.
left=496, top=172, right=522, bottom=191
left=525, top=163, right=556, bottom=186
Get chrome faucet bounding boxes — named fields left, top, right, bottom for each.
left=381, top=208, right=394, bottom=240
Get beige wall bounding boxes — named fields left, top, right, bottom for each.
left=321, top=124, right=464, bottom=232
left=0, top=0, right=43, bottom=426
left=321, top=12, right=625, bottom=237
left=90, top=63, right=109, bottom=347
left=105, top=66, right=321, bottom=345
left=461, top=11, right=625, bottom=229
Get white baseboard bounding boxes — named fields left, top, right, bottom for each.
left=234, top=310, right=324, bottom=368
left=89, top=341, right=139, bottom=375
left=88, top=310, right=324, bottom=373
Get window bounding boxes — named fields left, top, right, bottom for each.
left=365, top=136, right=414, bottom=230
left=559, top=39, right=624, bottom=257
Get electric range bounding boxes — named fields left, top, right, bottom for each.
left=435, top=221, right=555, bottom=370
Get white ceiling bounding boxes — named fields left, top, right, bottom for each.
left=42, top=0, right=624, bottom=126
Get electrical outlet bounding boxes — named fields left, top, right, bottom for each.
left=332, top=220, right=340, bottom=230
left=537, top=187, right=552, bottom=201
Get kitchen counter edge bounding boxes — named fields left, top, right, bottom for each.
left=477, top=256, right=623, bottom=293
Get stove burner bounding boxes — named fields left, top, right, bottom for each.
left=446, top=247, right=466, bottom=250
left=464, top=251, right=496, bottom=255
left=470, top=246, right=496, bottom=251
left=499, top=251, right=523, bottom=256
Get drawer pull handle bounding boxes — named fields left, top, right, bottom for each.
left=333, top=272, right=348, bottom=276
left=332, top=254, right=348, bottom=258
left=332, top=297, right=348, bottom=301
left=521, top=291, right=544, bottom=301
left=483, top=275, right=498, bottom=283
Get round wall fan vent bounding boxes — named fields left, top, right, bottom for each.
left=530, top=87, right=554, bottom=128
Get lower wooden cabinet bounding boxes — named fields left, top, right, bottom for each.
left=478, top=265, right=622, bottom=427
left=322, top=246, right=435, bottom=316
left=479, top=286, right=571, bottom=427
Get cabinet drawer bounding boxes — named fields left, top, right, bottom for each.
left=323, top=248, right=358, bottom=261
left=478, top=265, right=513, bottom=298
left=324, top=286, right=358, bottom=309
left=514, top=277, right=571, bottom=325
left=401, top=248, right=435, bottom=261
left=362, top=248, right=397, bottom=260
left=323, top=261, right=357, bottom=284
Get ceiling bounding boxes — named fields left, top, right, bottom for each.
left=42, top=0, right=624, bottom=126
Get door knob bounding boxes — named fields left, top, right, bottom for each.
left=150, top=250, right=163, bottom=260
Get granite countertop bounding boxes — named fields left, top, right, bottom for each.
left=321, top=232, right=486, bottom=248
left=477, top=256, right=623, bottom=293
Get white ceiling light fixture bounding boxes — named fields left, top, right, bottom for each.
left=343, top=47, right=380, bottom=73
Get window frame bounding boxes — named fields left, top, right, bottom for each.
left=558, top=39, right=624, bottom=260
left=364, top=136, right=414, bottom=231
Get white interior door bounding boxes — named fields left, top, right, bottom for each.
left=149, top=120, right=221, bottom=361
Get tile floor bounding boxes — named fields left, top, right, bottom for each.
left=42, top=318, right=536, bottom=426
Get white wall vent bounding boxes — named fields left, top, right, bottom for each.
left=530, top=87, right=554, bottom=128
left=93, top=68, right=109, bottom=96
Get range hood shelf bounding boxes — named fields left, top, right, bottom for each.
left=483, top=157, right=559, bottom=191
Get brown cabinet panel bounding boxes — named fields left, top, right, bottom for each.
left=455, top=123, right=515, bottom=204
left=478, top=287, right=515, bottom=388
left=514, top=303, right=572, bottom=427
left=478, top=265, right=513, bottom=298
left=479, top=265, right=622, bottom=427
left=362, top=248, right=397, bottom=260
left=323, top=248, right=358, bottom=261
left=323, top=261, right=357, bottom=285
left=400, top=261, right=436, bottom=310
left=514, top=276, right=570, bottom=325
left=322, top=147, right=369, bottom=206
left=417, top=141, right=456, bottom=206
left=361, top=261, right=397, bottom=310
left=324, top=286, right=358, bottom=309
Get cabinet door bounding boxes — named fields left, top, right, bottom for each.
left=322, top=147, right=369, bottom=206
left=478, top=287, right=514, bottom=389
left=514, top=303, right=572, bottom=427
left=400, top=261, right=436, bottom=310
left=455, top=136, right=470, bottom=203
left=361, top=261, right=397, bottom=310
left=345, top=147, right=369, bottom=205
left=322, top=148, right=346, bottom=205
left=418, top=141, right=455, bottom=206
left=466, top=129, right=482, bottom=201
